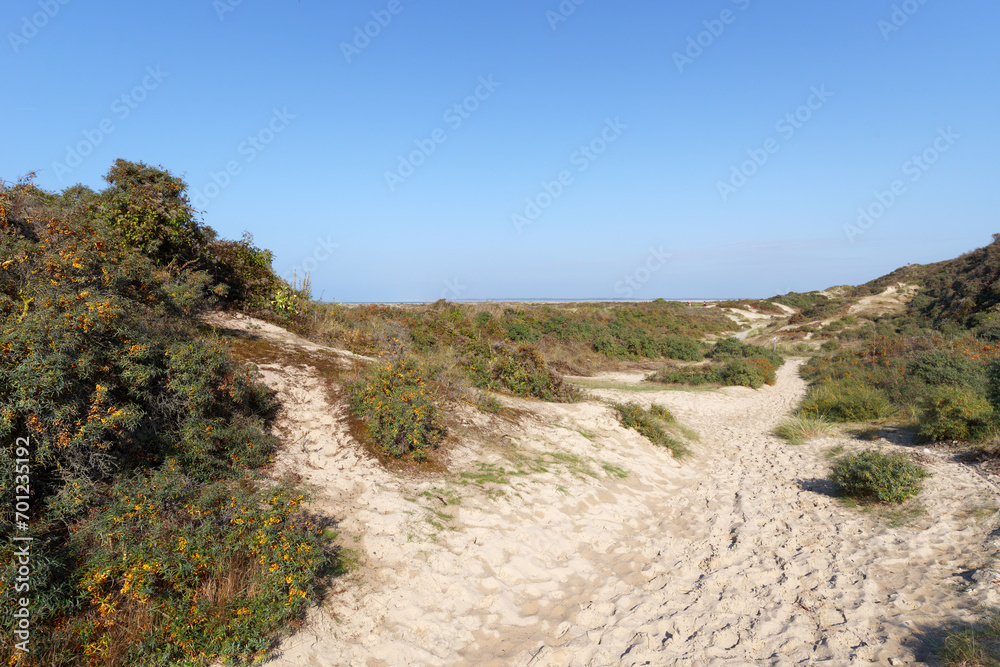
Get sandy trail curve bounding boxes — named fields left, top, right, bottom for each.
left=207, top=315, right=1000, bottom=666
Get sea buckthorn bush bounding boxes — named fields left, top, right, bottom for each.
left=799, top=381, right=894, bottom=422
left=829, top=449, right=930, bottom=503
left=0, top=167, right=334, bottom=666
left=96, top=159, right=208, bottom=266
left=718, top=358, right=776, bottom=389
left=462, top=340, right=577, bottom=402
left=345, top=356, right=446, bottom=458
left=800, top=333, right=1000, bottom=437
left=919, top=387, right=995, bottom=442
left=206, top=231, right=281, bottom=313
left=63, top=471, right=330, bottom=666
left=647, top=338, right=783, bottom=389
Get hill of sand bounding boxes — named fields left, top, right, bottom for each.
left=205, top=313, right=1000, bottom=666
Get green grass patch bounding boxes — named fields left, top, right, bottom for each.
left=458, top=462, right=526, bottom=486
left=774, top=415, right=836, bottom=445
left=613, top=402, right=691, bottom=458
left=939, top=610, right=1000, bottom=666
left=602, top=463, right=629, bottom=479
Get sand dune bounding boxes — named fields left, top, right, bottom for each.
left=208, top=314, right=1000, bottom=666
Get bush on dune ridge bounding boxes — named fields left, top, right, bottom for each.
left=800, top=331, right=1000, bottom=439
left=647, top=338, right=783, bottom=389
left=0, top=164, right=334, bottom=666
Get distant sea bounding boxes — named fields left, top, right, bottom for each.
left=337, top=298, right=735, bottom=305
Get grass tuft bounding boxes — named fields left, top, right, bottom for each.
left=613, top=402, right=691, bottom=458
left=774, top=415, right=836, bottom=445
left=939, top=610, right=1000, bottom=666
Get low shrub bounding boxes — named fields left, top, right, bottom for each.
left=709, top=337, right=783, bottom=367
left=645, top=363, right=710, bottom=385
left=906, top=351, right=986, bottom=394
left=477, top=393, right=504, bottom=413
left=647, top=358, right=776, bottom=390
left=648, top=342, right=779, bottom=389
left=657, top=334, right=704, bottom=361
left=345, top=356, right=445, bottom=458
left=464, top=341, right=575, bottom=402
left=613, top=402, right=689, bottom=458
left=719, top=358, right=776, bottom=389
left=40, top=470, right=332, bottom=665
left=989, top=358, right=1000, bottom=412
left=799, top=381, right=894, bottom=422
left=829, top=449, right=930, bottom=503
left=919, top=387, right=995, bottom=442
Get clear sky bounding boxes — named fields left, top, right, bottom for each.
left=3, top=0, right=998, bottom=302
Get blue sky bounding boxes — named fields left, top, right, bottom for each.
left=3, top=0, right=998, bottom=302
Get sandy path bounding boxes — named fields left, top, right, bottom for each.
left=207, top=315, right=1000, bottom=666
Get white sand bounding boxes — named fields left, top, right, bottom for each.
left=207, top=314, right=1000, bottom=666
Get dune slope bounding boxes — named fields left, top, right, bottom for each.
left=208, top=314, right=1000, bottom=666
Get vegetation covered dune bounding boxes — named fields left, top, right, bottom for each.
left=3, top=162, right=1000, bottom=665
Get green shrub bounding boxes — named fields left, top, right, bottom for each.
left=0, top=170, right=331, bottom=667
left=505, top=320, right=540, bottom=343
left=906, top=351, right=986, bottom=393
left=799, top=381, right=894, bottom=422
left=207, top=231, right=280, bottom=312
left=719, top=358, right=776, bottom=389
left=463, top=340, right=574, bottom=401
left=49, top=470, right=333, bottom=665
left=647, top=365, right=714, bottom=386
left=988, top=358, right=1000, bottom=412
left=647, top=339, right=781, bottom=389
left=96, top=159, right=207, bottom=265
left=919, top=387, right=995, bottom=442
left=613, top=402, right=689, bottom=457
left=830, top=449, right=930, bottom=503
left=709, top=337, right=783, bottom=368
left=477, top=393, right=504, bottom=413
left=346, top=356, right=445, bottom=458
left=656, top=334, right=704, bottom=361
